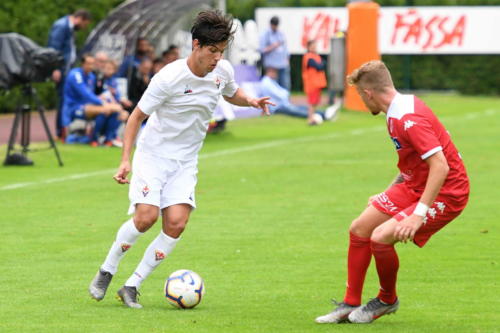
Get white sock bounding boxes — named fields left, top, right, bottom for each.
left=101, top=219, right=143, bottom=275
left=125, top=231, right=180, bottom=289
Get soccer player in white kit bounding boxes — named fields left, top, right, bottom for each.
left=88, top=10, right=273, bottom=308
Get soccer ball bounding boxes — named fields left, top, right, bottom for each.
left=164, top=269, right=205, bottom=309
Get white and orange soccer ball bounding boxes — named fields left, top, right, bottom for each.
left=164, top=269, right=205, bottom=309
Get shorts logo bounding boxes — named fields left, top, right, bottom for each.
left=155, top=250, right=165, bottom=261
left=121, top=243, right=131, bottom=253
left=376, top=192, right=399, bottom=212
left=391, top=137, right=402, bottom=150
left=142, top=185, right=149, bottom=197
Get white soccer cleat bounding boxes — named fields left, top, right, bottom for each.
left=315, top=300, right=359, bottom=324
left=348, top=298, right=399, bottom=323
left=89, top=269, right=113, bottom=301
left=117, top=286, right=143, bottom=309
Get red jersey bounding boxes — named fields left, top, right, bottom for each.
left=386, top=94, right=469, bottom=201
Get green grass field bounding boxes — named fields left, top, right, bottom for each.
left=0, top=93, right=499, bottom=332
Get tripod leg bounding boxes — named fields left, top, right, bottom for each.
left=37, top=104, right=64, bottom=166
left=5, top=109, right=22, bottom=162
left=21, top=104, right=31, bottom=154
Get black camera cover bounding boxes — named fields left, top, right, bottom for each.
left=0, top=33, right=63, bottom=90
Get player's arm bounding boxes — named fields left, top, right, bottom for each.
left=113, top=107, right=149, bottom=184
left=223, top=88, right=275, bottom=115
left=394, top=151, right=449, bottom=242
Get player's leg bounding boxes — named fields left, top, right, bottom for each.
left=89, top=204, right=158, bottom=301
left=316, top=205, right=391, bottom=323
left=91, top=113, right=107, bottom=145
left=118, top=159, right=197, bottom=308
left=348, top=218, right=401, bottom=323
left=117, top=205, right=190, bottom=308
left=90, top=151, right=162, bottom=303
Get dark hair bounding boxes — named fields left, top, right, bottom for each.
left=73, top=9, right=91, bottom=20
left=191, top=10, right=234, bottom=47
left=270, top=16, right=279, bottom=26
left=162, top=44, right=178, bottom=57
left=80, top=53, right=93, bottom=64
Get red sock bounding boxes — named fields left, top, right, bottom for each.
left=371, top=241, right=399, bottom=304
left=343, top=232, right=372, bottom=306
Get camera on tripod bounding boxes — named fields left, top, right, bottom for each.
left=0, top=33, right=64, bottom=166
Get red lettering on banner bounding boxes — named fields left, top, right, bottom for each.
left=302, top=12, right=341, bottom=50
left=391, top=9, right=466, bottom=51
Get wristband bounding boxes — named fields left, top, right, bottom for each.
left=413, top=202, right=429, bottom=217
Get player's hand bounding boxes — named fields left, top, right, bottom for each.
left=248, top=97, right=275, bottom=116
left=113, top=161, right=131, bottom=184
left=118, top=110, right=129, bottom=122
left=394, top=214, right=424, bottom=243
left=110, top=103, right=124, bottom=113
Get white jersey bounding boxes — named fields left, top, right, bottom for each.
left=136, top=58, right=239, bottom=160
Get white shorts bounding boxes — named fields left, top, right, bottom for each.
left=128, top=150, right=198, bottom=214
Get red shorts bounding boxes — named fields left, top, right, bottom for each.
left=306, top=89, right=321, bottom=105
left=372, top=183, right=468, bottom=247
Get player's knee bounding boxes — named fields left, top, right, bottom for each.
left=133, top=208, right=159, bottom=232
left=165, top=215, right=189, bottom=236
left=349, top=218, right=370, bottom=238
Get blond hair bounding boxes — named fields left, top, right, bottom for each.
left=347, top=60, right=394, bottom=92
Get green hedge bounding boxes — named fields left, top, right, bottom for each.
left=383, top=55, right=500, bottom=95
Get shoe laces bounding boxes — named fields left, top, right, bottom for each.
left=125, top=286, right=140, bottom=301
left=96, top=270, right=112, bottom=289
left=365, top=298, right=384, bottom=311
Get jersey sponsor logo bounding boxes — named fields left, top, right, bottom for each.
left=121, top=243, right=131, bottom=253
left=401, top=171, right=413, bottom=181
left=155, top=250, right=165, bottom=261
left=404, top=120, right=416, bottom=130
left=184, top=84, right=193, bottom=94
left=391, top=137, right=402, bottom=150
left=142, top=185, right=149, bottom=197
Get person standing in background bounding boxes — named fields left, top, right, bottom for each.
left=259, top=16, right=290, bottom=91
left=48, top=9, right=92, bottom=138
left=302, top=40, right=327, bottom=125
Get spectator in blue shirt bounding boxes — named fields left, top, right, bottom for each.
left=259, top=67, right=324, bottom=121
left=117, top=37, right=151, bottom=78
left=48, top=9, right=92, bottom=138
left=62, top=54, right=127, bottom=146
left=260, top=16, right=290, bottom=91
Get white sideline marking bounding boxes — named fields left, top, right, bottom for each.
left=0, top=108, right=497, bottom=192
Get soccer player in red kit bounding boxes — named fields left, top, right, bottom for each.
left=316, top=60, right=469, bottom=324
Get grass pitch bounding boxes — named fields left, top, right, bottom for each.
left=0, top=94, right=499, bottom=332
